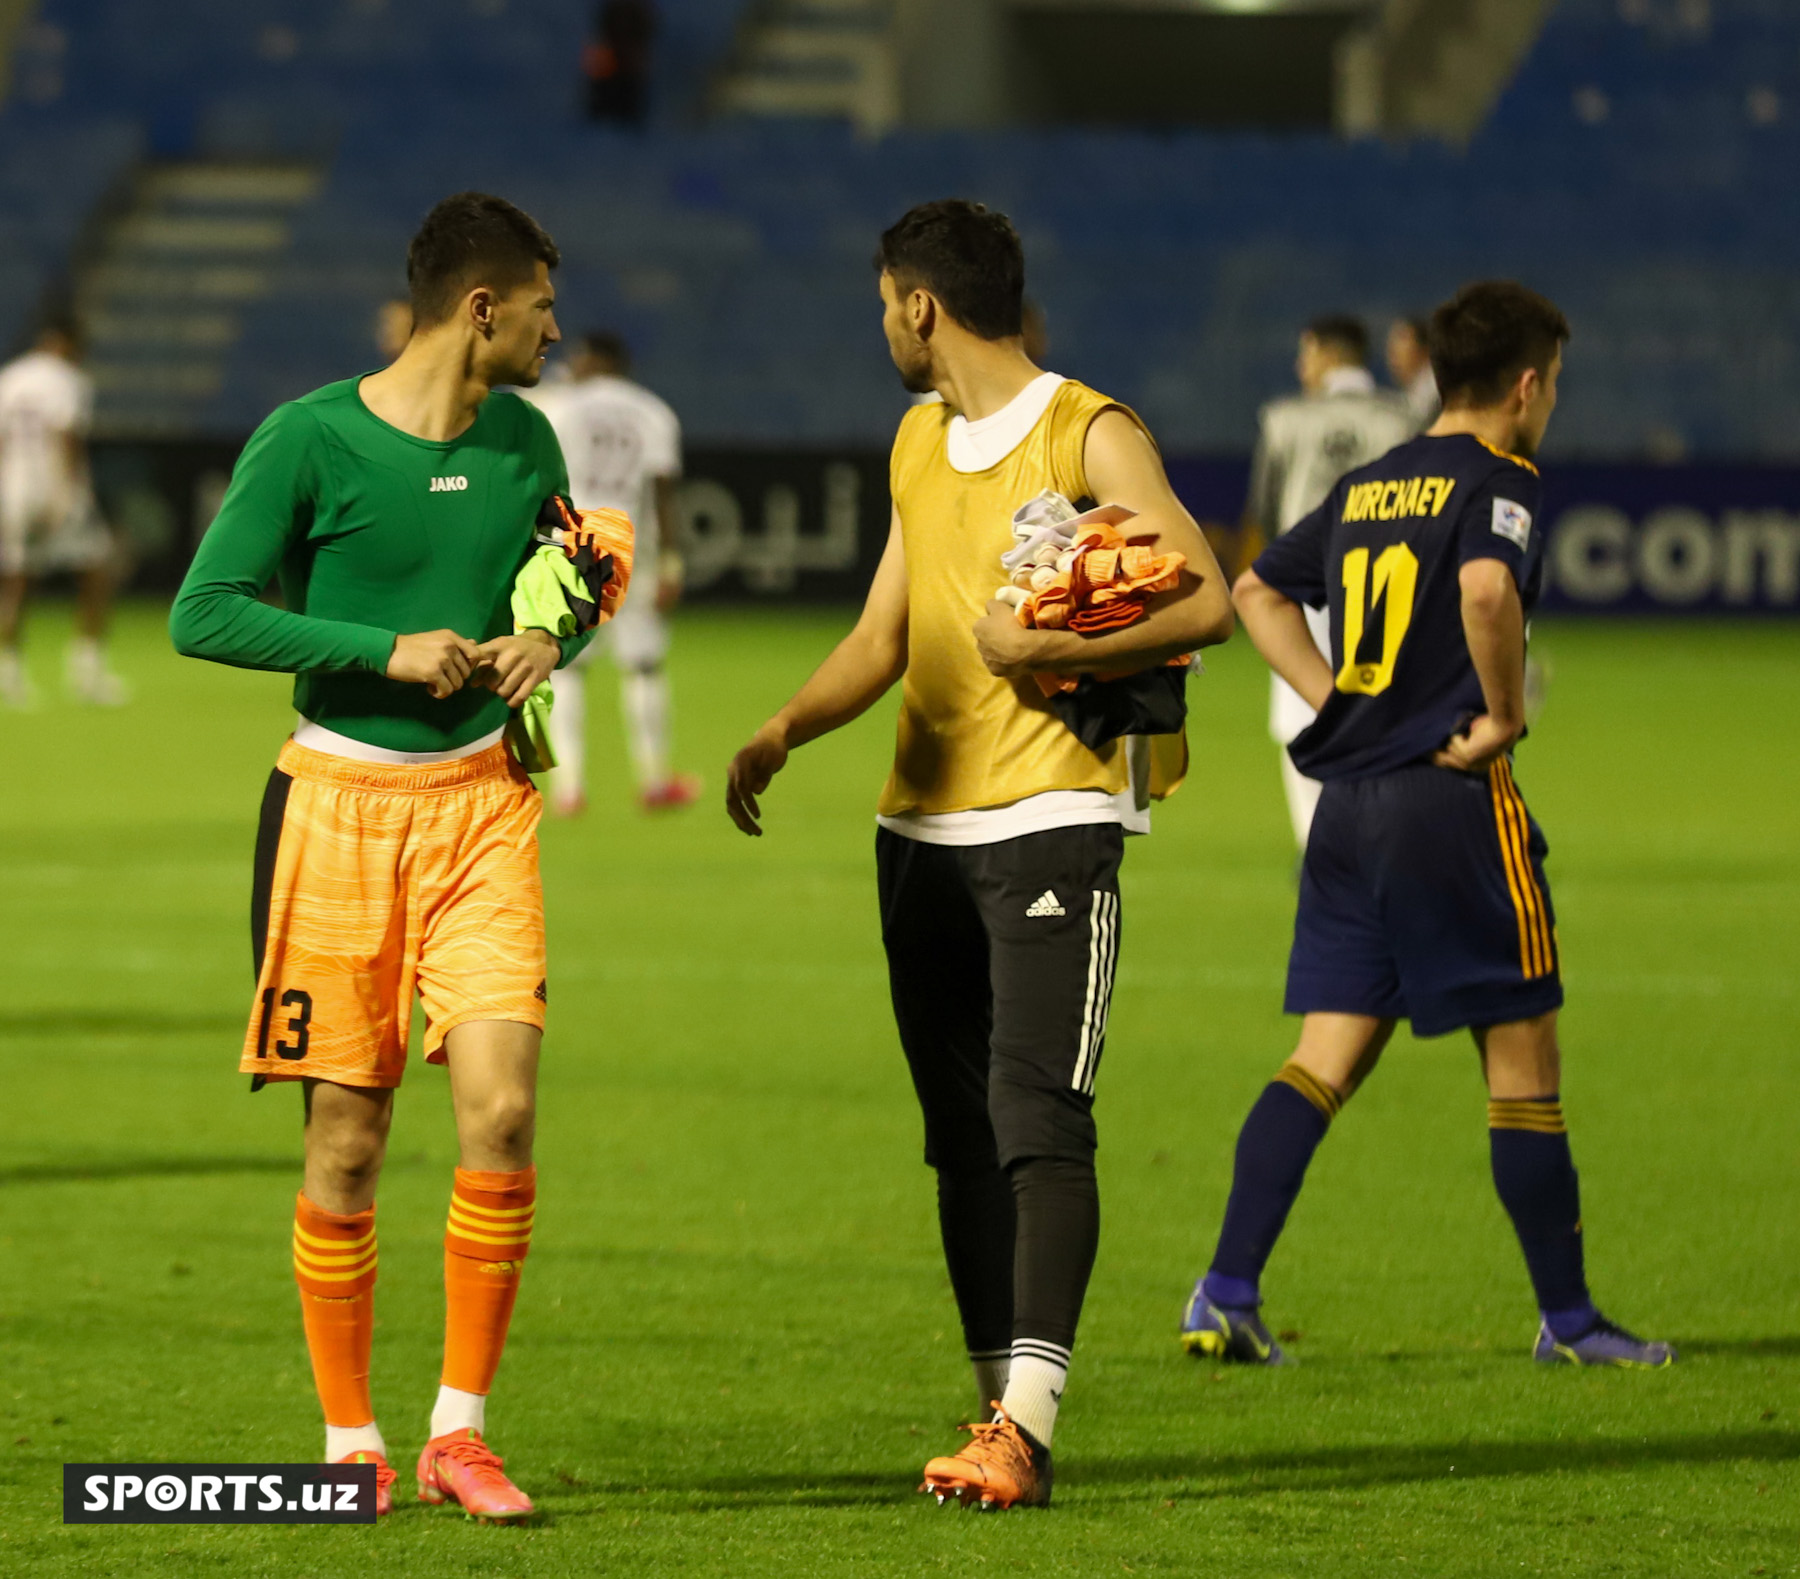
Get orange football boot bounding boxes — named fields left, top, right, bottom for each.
left=337, top=1450, right=397, bottom=1517
left=416, top=1429, right=534, bottom=1522
left=920, top=1407, right=1054, bottom=1509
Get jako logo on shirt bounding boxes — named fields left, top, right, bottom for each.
left=429, top=476, right=469, bottom=493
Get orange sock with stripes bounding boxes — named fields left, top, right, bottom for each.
left=292, top=1195, right=381, bottom=1451
left=433, top=1166, right=536, bottom=1438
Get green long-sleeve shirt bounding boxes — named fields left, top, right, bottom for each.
left=170, top=375, right=590, bottom=752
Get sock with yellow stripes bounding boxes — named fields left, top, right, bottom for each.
left=1204, top=1063, right=1343, bottom=1308
left=292, top=1194, right=384, bottom=1459
left=433, top=1166, right=536, bottom=1438
left=1488, top=1095, right=1597, bottom=1339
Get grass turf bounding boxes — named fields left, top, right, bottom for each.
left=0, top=601, right=1795, bottom=1577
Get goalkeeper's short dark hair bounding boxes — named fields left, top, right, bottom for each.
left=874, top=200, right=1025, bottom=342
left=579, top=330, right=632, bottom=373
left=407, top=192, right=560, bottom=329
left=1305, top=314, right=1369, bottom=364
left=1430, top=282, right=1570, bottom=408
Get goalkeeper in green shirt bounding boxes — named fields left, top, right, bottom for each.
left=170, top=191, right=589, bottom=1520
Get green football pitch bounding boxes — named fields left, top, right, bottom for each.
left=1, top=602, right=1795, bottom=1577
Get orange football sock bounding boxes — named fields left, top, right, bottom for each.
left=291, top=1194, right=378, bottom=1428
left=441, top=1166, right=536, bottom=1397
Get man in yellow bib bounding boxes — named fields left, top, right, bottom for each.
left=726, top=201, right=1235, bottom=1508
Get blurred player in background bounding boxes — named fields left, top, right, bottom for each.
left=1387, top=314, right=1440, bottom=426
left=1021, top=297, right=1048, bottom=364
left=728, top=201, right=1234, bottom=1508
left=374, top=296, right=413, bottom=364
left=1246, top=316, right=1412, bottom=847
left=0, top=316, right=128, bottom=708
left=171, top=193, right=589, bottom=1519
left=532, top=329, right=696, bottom=813
left=1180, top=282, right=1673, bottom=1371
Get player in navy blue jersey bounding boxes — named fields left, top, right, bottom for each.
left=1179, top=282, right=1673, bottom=1369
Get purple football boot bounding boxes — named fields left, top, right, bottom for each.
left=1534, top=1315, right=1675, bottom=1368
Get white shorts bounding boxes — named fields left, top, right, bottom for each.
left=0, top=491, right=110, bottom=576
left=598, top=595, right=669, bottom=671
left=1268, top=604, right=1334, bottom=745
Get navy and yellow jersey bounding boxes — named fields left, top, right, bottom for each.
left=1253, top=432, right=1544, bottom=782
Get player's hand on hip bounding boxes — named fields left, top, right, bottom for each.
left=1433, top=713, right=1522, bottom=775
left=387, top=629, right=481, bottom=699
left=973, top=599, right=1040, bottom=679
left=725, top=725, right=788, bottom=837
left=472, top=630, right=561, bottom=708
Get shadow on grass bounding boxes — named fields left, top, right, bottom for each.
left=0, top=1009, right=245, bottom=1039
left=538, top=1430, right=1800, bottom=1514
left=1679, top=1337, right=1800, bottom=1359
left=0, top=1156, right=295, bottom=1186
left=1084, top=1428, right=1800, bottom=1500
left=544, top=1472, right=914, bottom=1517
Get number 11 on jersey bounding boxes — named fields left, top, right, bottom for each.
left=1337, top=543, right=1419, bottom=696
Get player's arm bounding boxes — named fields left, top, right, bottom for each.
left=1229, top=495, right=1335, bottom=707
left=1433, top=558, right=1527, bottom=773
left=725, top=506, right=908, bottom=836
left=1435, top=475, right=1539, bottom=772
left=1232, top=569, right=1334, bottom=710
left=971, top=410, right=1234, bottom=679
left=496, top=400, right=599, bottom=678
left=170, top=407, right=478, bottom=696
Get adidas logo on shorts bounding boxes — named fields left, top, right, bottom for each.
left=1025, top=890, right=1066, bottom=918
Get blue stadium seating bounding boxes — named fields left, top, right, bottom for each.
left=0, top=106, right=140, bottom=352
left=7, top=0, right=1800, bottom=458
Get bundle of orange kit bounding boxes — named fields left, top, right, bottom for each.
left=505, top=494, right=637, bottom=773
left=994, top=491, right=1186, bottom=698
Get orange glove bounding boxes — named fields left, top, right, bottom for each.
left=536, top=494, right=635, bottom=627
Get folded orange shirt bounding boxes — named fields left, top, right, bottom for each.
left=1008, top=521, right=1186, bottom=695
left=538, top=495, right=635, bottom=624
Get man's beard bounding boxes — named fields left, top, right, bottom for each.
left=894, top=344, right=934, bottom=395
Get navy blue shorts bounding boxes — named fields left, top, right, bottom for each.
left=1286, top=758, right=1563, bottom=1037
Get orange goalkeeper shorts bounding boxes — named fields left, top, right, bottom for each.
left=240, top=738, right=547, bottom=1089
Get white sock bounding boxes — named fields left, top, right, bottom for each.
left=547, top=665, right=587, bottom=805
left=620, top=666, right=671, bottom=787
left=970, top=1350, right=1010, bottom=1418
left=999, top=1340, right=1069, bottom=1448
left=430, top=1384, right=486, bottom=1440
left=324, top=1422, right=387, bottom=1462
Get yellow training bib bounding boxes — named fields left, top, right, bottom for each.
left=878, top=380, right=1187, bottom=817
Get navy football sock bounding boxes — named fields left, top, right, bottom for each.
left=1206, top=1066, right=1340, bottom=1303
left=1488, top=1096, right=1595, bottom=1329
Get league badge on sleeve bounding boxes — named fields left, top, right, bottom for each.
left=1491, top=498, right=1533, bottom=551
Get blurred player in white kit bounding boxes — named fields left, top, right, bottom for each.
left=0, top=317, right=127, bottom=709
left=1386, top=314, right=1440, bottom=426
left=532, top=330, right=698, bottom=813
left=1246, top=316, right=1412, bottom=848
